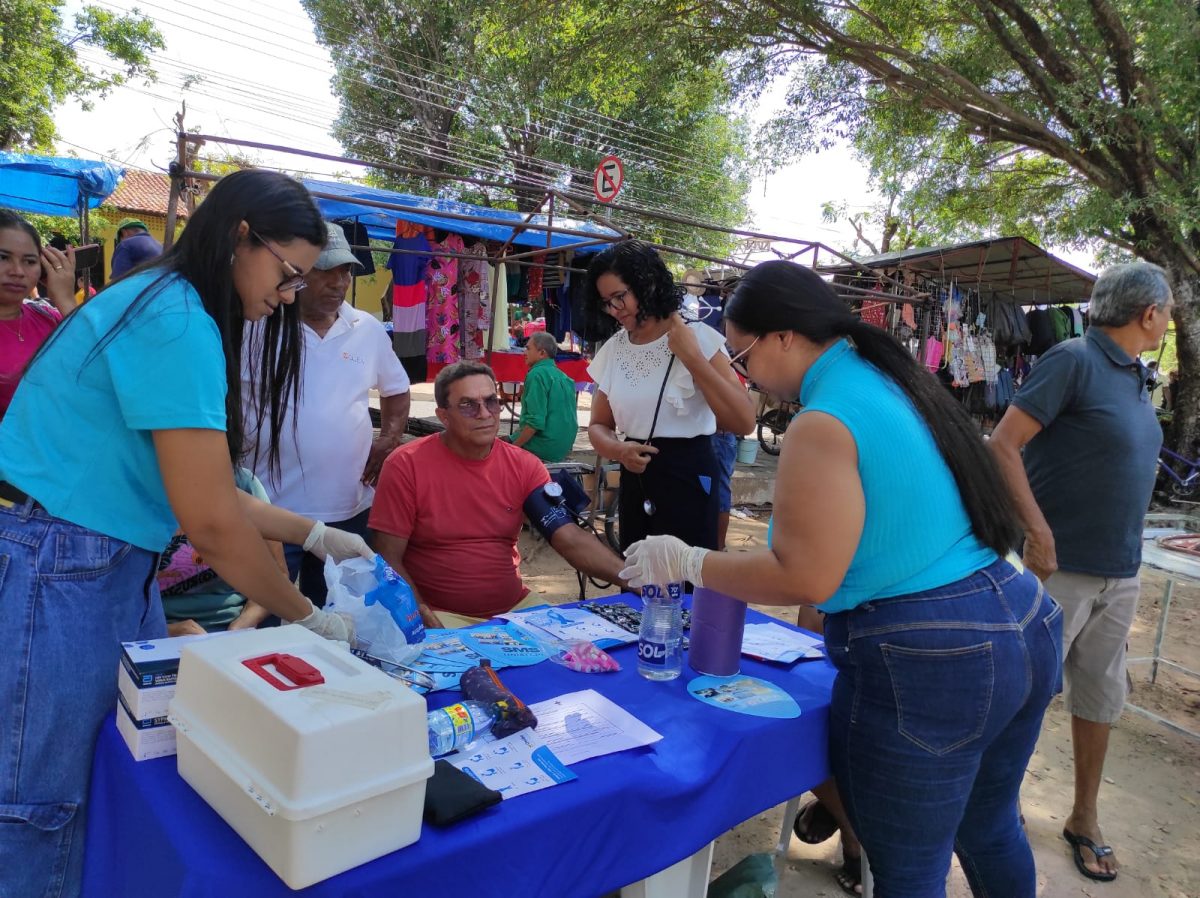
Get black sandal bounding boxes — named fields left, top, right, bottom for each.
left=792, top=797, right=838, bottom=845
left=835, top=853, right=862, bottom=895
left=1063, top=828, right=1118, bottom=882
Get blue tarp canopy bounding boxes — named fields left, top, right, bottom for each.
left=302, top=177, right=619, bottom=250
left=0, top=151, right=124, bottom=217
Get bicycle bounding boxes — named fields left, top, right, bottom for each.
left=1156, top=445, right=1200, bottom=499
left=754, top=388, right=801, bottom=456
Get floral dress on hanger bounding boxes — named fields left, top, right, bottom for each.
left=425, top=233, right=465, bottom=364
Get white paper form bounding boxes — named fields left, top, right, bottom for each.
left=499, top=606, right=636, bottom=648
left=741, top=623, right=826, bottom=663
left=448, top=729, right=576, bottom=799
left=527, top=689, right=663, bottom=766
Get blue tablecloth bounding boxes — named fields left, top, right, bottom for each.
left=82, top=597, right=834, bottom=898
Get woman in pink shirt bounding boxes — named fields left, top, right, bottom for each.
left=0, top=211, right=75, bottom=418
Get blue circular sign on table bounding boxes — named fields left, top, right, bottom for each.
left=687, top=675, right=801, bottom=718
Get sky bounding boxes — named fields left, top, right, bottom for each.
left=54, top=0, right=1090, bottom=269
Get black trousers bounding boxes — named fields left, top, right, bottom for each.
left=618, top=435, right=720, bottom=552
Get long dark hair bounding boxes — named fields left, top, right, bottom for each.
left=726, top=260, right=1021, bottom=556
left=0, top=210, right=42, bottom=251
left=36, top=170, right=326, bottom=470
left=584, top=240, right=681, bottom=338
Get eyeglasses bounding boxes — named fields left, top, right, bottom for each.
left=454, top=396, right=502, bottom=418
left=602, top=289, right=630, bottom=311
left=251, top=230, right=307, bottom=293
left=728, top=336, right=760, bottom=377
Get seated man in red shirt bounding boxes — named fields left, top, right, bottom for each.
left=371, top=361, right=627, bottom=627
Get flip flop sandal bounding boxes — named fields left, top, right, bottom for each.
left=835, top=854, right=862, bottom=896
left=1063, top=828, right=1118, bottom=882
left=792, top=797, right=838, bottom=845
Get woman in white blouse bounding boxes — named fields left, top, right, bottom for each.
left=585, top=242, right=754, bottom=550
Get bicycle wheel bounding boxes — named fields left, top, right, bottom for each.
left=757, top=409, right=789, bottom=456
left=1172, top=479, right=1198, bottom=499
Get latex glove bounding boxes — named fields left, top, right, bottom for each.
left=619, top=535, right=709, bottom=589
left=303, top=521, right=374, bottom=562
left=295, top=601, right=356, bottom=643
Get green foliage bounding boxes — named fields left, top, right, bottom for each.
left=0, top=0, right=163, bottom=150
left=299, top=0, right=751, bottom=258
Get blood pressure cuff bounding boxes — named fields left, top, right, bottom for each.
left=524, top=482, right=574, bottom=541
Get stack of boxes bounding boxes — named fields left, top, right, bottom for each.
left=117, top=634, right=224, bottom=760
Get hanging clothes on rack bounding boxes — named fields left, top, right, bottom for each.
left=489, top=261, right=510, bottom=352
left=425, top=233, right=465, bottom=365
left=387, top=222, right=432, bottom=384
left=459, top=241, right=491, bottom=359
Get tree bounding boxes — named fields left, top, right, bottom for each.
left=0, top=1, right=163, bottom=150
left=539, top=0, right=1200, bottom=448
left=299, top=0, right=751, bottom=257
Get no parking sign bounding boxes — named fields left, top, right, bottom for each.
left=593, top=155, right=624, bottom=203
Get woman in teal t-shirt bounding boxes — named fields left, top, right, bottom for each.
left=0, top=171, right=370, bottom=898
left=621, top=261, right=1063, bottom=898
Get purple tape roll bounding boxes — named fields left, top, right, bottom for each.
left=688, top=586, right=747, bottom=676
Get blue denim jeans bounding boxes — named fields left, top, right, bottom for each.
left=0, top=498, right=166, bottom=898
left=824, top=559, right=1063, bottom=898
left=711, top=432, right=738, bottom=513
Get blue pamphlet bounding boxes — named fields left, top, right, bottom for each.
left=687, top=675, right=801, bottom=718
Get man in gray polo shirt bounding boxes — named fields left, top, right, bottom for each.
left=990, top=262, right=1171, bottom=884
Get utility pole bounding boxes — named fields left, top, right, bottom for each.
left=163, top=104, right=187, bottom=251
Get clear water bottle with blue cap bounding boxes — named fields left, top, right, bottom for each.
left=427, top=701, right=497, bottom=757
left=638, top=582, right=683, bottom=681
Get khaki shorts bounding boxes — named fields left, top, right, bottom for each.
left=434, top=591, right=550, bottom=630
left=1044, top=570, right=1140, bottom=724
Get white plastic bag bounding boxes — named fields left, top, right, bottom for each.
left=323, top=555, right=425, bottom=665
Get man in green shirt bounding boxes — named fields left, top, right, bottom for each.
left=507, top=331, right=578, bottom=462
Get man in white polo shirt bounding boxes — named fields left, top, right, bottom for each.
left=243, top=222, right=411, bottom=604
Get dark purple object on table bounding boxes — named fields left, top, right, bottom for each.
left=688, top=586, right=747, bottom=677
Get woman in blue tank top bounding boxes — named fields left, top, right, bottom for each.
left=622, top=261, right=1063, bottom=898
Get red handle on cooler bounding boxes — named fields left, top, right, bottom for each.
left=242, top=653, right=325, bottom=691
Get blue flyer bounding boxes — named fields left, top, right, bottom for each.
left=687, top=675, right=801, bottom=718
left=460, top=624, right=548, bottom=667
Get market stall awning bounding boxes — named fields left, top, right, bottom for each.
left=820, top=236, right=1096, bottom=304
left=0, top=151, right=125, bottom=217
left=302, top=178, right=621, bottom=250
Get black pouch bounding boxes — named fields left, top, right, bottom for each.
left=423, top=760, right=503, bottom=826
left=459, top=660, right=537, bottom=737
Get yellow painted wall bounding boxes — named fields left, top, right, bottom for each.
left=93, top=209, right=182, bottom=283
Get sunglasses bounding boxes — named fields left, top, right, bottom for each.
left=454, top=396, right=502, bottom=418
left=251, top=230, right=307, bottom=293
left=728, top=335, right=760, bottom=377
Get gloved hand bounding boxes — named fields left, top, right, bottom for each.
left=303, top=521, right=375, bottom=562
left=295, top=601, right=356, bottom=643
left=619, top=535, right=709, bottom=589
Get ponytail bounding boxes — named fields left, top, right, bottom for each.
left=840, top=319, right=1021, bottom=555
left=726, top=260, right=1021, bottom=557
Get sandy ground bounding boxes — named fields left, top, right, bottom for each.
left=518, top=512, right=1200, bottom=898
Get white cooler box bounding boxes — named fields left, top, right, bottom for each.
left=168, top=626, right=433, bottom=890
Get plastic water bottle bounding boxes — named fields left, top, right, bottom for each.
left=638, top=583, right=684, bottom=681
left=427, top=701, right=497, bottom=757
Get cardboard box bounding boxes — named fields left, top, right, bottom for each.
left=116, top=692, right=177, bottom=761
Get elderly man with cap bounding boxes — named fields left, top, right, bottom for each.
left=109, top=218, right=163, bottom=279
left=242, top=222, right=411, bottom=605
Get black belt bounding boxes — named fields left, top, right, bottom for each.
left=0, top=481, right=31, bottom=509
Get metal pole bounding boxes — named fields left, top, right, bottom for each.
left=163, top=108, right=188, bottom=251
left=1151, top=578, right=1174, bottom=684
